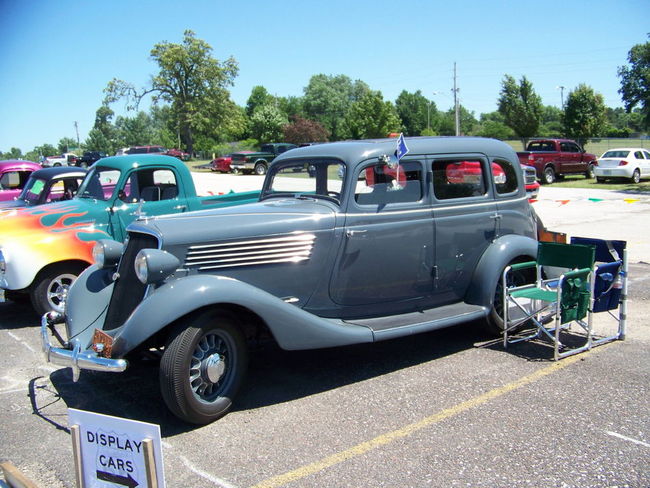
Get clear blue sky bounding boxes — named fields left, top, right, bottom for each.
left=1, top=0, right=648, bottom=153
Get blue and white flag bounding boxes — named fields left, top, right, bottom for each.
left=395, top=133, right=409, bottom=161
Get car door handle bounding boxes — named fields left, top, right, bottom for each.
left=346, top=229, right=367, bottom=237
left=174, top=205, right=187, bottom=211
left=489, top=213, right=502, bottom=220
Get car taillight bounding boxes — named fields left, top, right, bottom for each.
left=619, top=160, right=629, bottom=166
left=528, top=154, right=534, bottom=162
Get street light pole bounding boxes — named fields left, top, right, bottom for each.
left=556, top=85, right=565, bottom=109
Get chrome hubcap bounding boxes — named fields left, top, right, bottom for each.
left=190, top=332, right=231, bottom=401
left=47, top=273, right=76, bottom=312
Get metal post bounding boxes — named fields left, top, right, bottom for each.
left=143, top=438, right=159, bottom=488
left=71, top=424, right=86, bottom=488
left=453, top=62, right=460, bottom=136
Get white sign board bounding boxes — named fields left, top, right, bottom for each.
left=68, top=408, right=165, bottom=488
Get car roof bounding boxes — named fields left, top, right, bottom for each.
left=273, top=136, right=519, bottom=170
left=29, top=166, right=88, bottom=180
left=0, top=160, right=42, bottom=170
left=601, top=147, right=647, bottom=153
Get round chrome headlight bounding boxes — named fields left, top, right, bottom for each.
left=92, top=240, right=124, bottom=269
left=134, top=249, right=180, bottom=285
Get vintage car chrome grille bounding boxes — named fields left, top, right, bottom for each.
left=103, top=232, right=159, bottom=331
left=185, top=233, right=316, bottom=271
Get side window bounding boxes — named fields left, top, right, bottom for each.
left=355, top=161, right=423, bottom=206
left=634, top=151, right=644, bottom=159
left=0, top=171, right=21, bottom=189
left=432, top=159, right=487, bottom=200
left=124, top=168, right=179, bottom=202
left=492, top=159, right=518, bottom=195
left=643, top=151, right=650, bottom=160
left=560, top=142, right=570, bottom=152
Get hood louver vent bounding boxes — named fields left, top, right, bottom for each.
left=185, top=233, right=316, bottom=271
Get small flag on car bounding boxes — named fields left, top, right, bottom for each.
left=395, top=133, right=409, bottom=161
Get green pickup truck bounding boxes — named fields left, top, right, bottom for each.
left=230, top=143, right=297, bottom=175
left=0, top=154, right=259, bottom=315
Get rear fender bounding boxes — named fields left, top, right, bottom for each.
left=111, top=274, right=374, bottom=356
left=465, top=235, right=537, bottom=308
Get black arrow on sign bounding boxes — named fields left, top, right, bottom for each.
left=96, top=470, right=139, bottom=487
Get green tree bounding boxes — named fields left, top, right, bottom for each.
left=342, top=90, right=401, bottom=139
left=282, top=116, right=329, bottom=144
left=85, top=105, right=117, bottom=154
left=277, top=96, right=304, bottom=120
left=476, top=112, right=515, bottom=139
left=538, top=105, right=564, bottom=138
left=303, top=74, right=370, bottom=140
left=34, top=143, right=57, bottom=158
left=114, top=111, right=156, bottom=147
left=395, top=90, right=437, bottom=136
left=438, top=106, right=478, bottom=136
left=618, top=35, right=650, bottom=130
left=563, top=84, right=608, bottom=146
left=1, top=147, right=23, bottom=159
left=58, top=137, right=78, bottom=153
left=104, top=30, right=239, bottom=154
left=498, top=75, right=543, bottom=147
left=250, top=104, right=288, bottom=142
left=246, top=86, right=275, bottom=117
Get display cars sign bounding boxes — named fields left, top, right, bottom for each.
left=68, top=408, right=165, bottom=487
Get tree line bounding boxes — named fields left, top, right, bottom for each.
left=2, top=31, right=648, bottom=161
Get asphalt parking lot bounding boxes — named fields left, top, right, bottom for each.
left=1, top=183, right=649, bottom=487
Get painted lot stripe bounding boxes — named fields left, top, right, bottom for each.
left=606, top=431, right=650, bottom=448
left=252, top=350, right=593, bottom=488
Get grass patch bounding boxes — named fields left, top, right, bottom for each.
left=545, top=175, right=650, bottom=193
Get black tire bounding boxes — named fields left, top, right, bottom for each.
left=542, top=166, right=555, bottom=185
left=585, top=163, right=595, bottom=179
left=54, top=163, right=62, bottom=167
left=631, top=169, right=641, bottom=184
left=596, top=176, right=606, bottom=183
left=160, top=311, right=248, bottom=424
left=484, top=263, right=535, bottom=336
left=254, top=162, right=267, bottom=175
left=30, top=263, right=85, bottom=316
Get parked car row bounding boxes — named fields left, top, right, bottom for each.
left=115, top=146, right=190, bottom=160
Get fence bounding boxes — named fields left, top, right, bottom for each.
left=504, top=138, right=650, bottom=155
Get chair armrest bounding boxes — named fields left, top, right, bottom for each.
left=563, top=267, right=591, bottom=280
left=510, top=261, right=536, bottom=271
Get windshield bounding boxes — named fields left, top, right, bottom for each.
left=261, top=159, right=346, bottom=204
left=602, top=150, right=630, bottom=159
left=77, top=166, right=121, bottom=201
left=18, top=178, right=47, bottom=205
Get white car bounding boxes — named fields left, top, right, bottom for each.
left=594, top=147, right=650, bottom=184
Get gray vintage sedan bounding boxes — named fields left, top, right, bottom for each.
left=42, top=137, right=538, bottom=424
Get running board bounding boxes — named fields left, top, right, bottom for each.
left=343, top=303, right=488, bottom=342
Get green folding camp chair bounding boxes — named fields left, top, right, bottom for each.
left=502, top=242, right=596, bottom=360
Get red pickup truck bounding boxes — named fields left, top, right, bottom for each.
left=517, top=139, right=597, bottom=184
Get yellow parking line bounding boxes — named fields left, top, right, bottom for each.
left=251, top=350, right=592, bottom=488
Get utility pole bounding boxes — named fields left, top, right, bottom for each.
left=557, top=85, right=565, bottom=109
left=74, top=121, right=80, bottom=148
left=453, top=62, right=460, bottom=136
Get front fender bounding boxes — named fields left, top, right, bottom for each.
left=465, top=234, right=537, bottom=308
left=111, top=274, right=374, bottom=356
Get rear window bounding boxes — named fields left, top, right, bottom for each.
left=602, top=150, right=630, bottom=159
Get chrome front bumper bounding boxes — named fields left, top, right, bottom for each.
left=41, top=313, right=128, bottom=382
